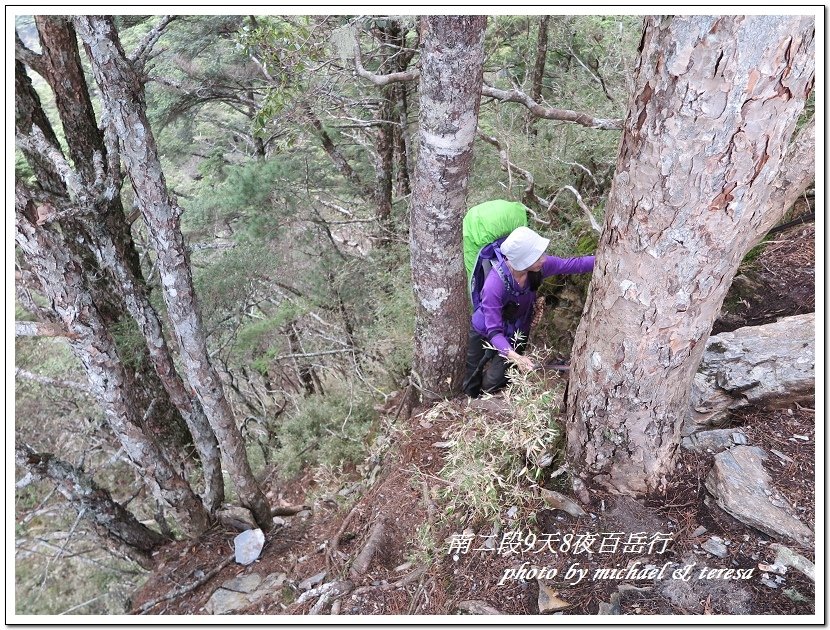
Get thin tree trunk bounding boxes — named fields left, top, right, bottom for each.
left=75, top=16, right=271, bottom=529
left=303, top=102, right=375, bottom=202
left=410, top=16, right=487, bottom=400
left=392, top=82, right=412, bottom=198
left=375, top=93, right=394, bottom=229
left=15, top=186, right=211, bottom=537
left=15, top=444, right=167, bottom=568
left=525, top=15, right=550, bottom=135
left=565, top=15, right=815, bottom=496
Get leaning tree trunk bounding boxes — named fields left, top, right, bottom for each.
left=17, top=24, right=225, bottom=511
left=15, top=186, right=211, bottom=537
left=15, top=444, right=167, bottom=568
left=565, top=15, right=814, bottom=496
left=410, top=15, right=487, bottom=400
left=75, top=16, right=271, bottom=529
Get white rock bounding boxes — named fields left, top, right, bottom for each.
left=234, top=528, right=265, bottom=565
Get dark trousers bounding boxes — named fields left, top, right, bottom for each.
left=462, top=329, right=526, bottom=398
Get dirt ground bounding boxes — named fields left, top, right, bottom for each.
left=129, top=218, right=816, bottom=618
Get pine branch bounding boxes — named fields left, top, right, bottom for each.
left=129, top=15, right=177, bottom=70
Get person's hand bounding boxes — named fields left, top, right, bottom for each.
left=507, top=351, right=536, bottom=373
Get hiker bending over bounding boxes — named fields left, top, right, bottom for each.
left=463, top=226, right=594, bottom=398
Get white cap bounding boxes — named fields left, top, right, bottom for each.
left=500, top=226, right=549, bottom=271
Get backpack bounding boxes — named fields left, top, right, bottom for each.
left=462, top=200, right=530, bottom=312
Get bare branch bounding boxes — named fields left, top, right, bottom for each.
left=349, top=516, right=387, bottom=577
left=481, top=84, right=623, bottom=130
left=15, top=368, right=91, bottom=394
left=132, top=552, right=235, bottom=614
left=477, top=130, right=550, bottom=225
left=16, top=126, right=84, bottom=199
left=550, top=186, right=603, bottom=234
left=354, top=38, right=420, bottom=86
left=129, top=16, right=176, bottom=70
left=15, top=31, right=46, bottom=76
left=15, top=321, right=77, bottom=339
left=566, top=46, right=614, bottom=103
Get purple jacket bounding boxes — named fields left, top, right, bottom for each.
left=471, top=254, right=595, bottom=354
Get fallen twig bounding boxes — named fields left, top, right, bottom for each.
left=327, top=502, right=362, bottom=570
left=132, top=552, right=235, bottom=614
left=352, top=565, right=427, bottom=596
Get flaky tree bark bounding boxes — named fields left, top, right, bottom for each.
left=567, top=16, right=814, bottom=495
left=565, top=16, right=815, bottom=496
left=19, top=20, right=225, bottom=512
left=15, top=444, right=167, bottom=568
left=75, top=15, right=271, bottom=529
left=410, top=16, right=487, bottom=399
left=15, top=186, right=210, bottom=537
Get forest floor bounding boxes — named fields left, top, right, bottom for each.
left=129, top=219, right=816, bottom=618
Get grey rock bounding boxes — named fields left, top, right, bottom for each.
left=205, top=572, right=286, bottom=615
left=705, top=447, right=813, bottom=548
left=299, top=570, right=327, bottom=591
left=222, top=573, right=263, bottom=593
left=687, top=313, right=815, bottom=431
left=731, top=431, right=748, bottom=445
left=457, top=600, right=502, bottom=615
left=681, top=429, right=748, bottom=453
left=701, top=537, right=729, bottom=558
left=205, top=587, right=253, bottom=615
left=597, top=592, right=621, bottom=615
left=216, top=506, right=257, bottom=532
left=234, top=528, right=265, bottom=565
left=617, top=584, right=652, bottom=598
left=692, top=526, right=708, bottom=537
left=540, top=489, right=587, bottom=517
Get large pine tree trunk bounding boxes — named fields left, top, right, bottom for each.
left=75, top=16, right=271, bottom=528
left=15, top=186, right=211, bottom=537
left=410, top=16, right=487, bottom=399
left=565, top=16, right=814, bottom=496
left=19, top=21, right=225, bottom=512
left=15, top=444, right=167, bottom=568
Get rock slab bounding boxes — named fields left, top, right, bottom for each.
left=205, top=571, right=287, bottom=614
left=705, top=446, right=813, bottom=548
left=687, top=313, right=815, bottom=432
left=681, top=429, right=749, bottom=453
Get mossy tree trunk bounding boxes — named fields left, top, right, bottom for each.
left=410, top=15, right=487, bottom=400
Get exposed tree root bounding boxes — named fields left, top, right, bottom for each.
left=349, top=516, right=387, bottom=578
left=132, top=552, right=235, bottom=614
left=271, top=504, right=309, bottom=517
